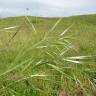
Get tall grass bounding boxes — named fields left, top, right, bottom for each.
left=0, top=15, right=96, bottom=96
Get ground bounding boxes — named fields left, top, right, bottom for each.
left=0, top=14, right=96, bottom=96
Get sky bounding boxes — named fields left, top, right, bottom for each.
left=0, top=0, right=96, bottom=17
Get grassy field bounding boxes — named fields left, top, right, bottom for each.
left=0, top=14, right=96, bottom=96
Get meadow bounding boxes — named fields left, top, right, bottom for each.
left=0, top=14, right=96, bottom=96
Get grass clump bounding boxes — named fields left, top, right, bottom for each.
left=0, top=15, right=96, bottom=96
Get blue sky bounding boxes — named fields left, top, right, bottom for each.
left=0, top=0, right=96, bottom=17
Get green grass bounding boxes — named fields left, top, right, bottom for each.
left=0, top=14, right=96, bottom=96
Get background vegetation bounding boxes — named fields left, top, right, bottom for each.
left=0, top=14, right=96, bottom=96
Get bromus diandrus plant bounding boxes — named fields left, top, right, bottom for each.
left=0, top=16, right=96, bottom=96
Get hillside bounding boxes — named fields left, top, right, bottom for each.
left=0, top=14, right=96, bottom=54
left=0, top=14, right=96, bottom=96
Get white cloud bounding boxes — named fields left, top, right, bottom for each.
left=0, top=0, right=96, bottom=17
left=34, top=0, right=95, bottom=8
